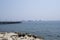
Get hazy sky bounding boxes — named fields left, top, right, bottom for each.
left=0, top=0, right=60, bottom=21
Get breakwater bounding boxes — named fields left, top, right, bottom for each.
left=0, top=21, right=21, bottom=24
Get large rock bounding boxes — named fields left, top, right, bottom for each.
left=0, top=32, right=44, bottom=40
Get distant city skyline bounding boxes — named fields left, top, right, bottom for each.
left=0, top=0, right=60, bottom=21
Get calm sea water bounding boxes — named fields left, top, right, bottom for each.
left=0, top=21, right=60, bottom=40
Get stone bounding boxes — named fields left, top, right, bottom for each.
left=0, top=32, right=44, bottom=40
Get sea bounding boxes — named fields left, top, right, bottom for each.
left=0, top=21, right=60, bottom=40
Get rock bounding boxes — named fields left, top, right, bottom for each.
left=0, top=32, right=44, bottom=40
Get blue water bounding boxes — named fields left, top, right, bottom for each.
left=0, top=21, right=60, bottom=40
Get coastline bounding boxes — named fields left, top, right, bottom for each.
left=0, top=21, right=22, bottom=24
left=0, top=32, right=44, bottom=40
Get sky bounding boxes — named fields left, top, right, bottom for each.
left=0, top=0, right=60, bottom=21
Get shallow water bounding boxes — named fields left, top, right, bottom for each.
left=0, top=21, right=60, bottom=40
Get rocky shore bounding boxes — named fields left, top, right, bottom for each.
left=0, top=32, right=43, bottom=40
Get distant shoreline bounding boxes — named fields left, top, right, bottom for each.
left=0, top=21, right=22, bottom=24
